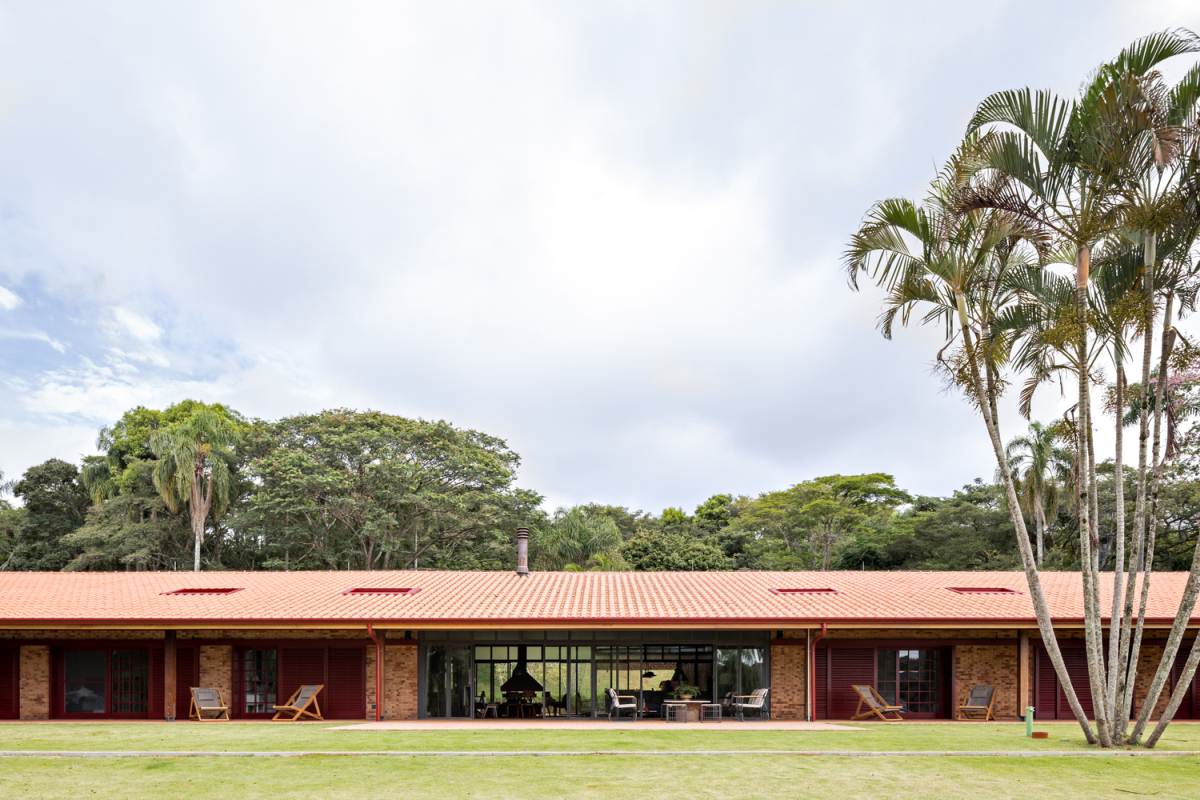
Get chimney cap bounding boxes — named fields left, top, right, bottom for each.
left=515, top=526, right=530, bottom=576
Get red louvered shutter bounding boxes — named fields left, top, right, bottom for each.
left=0, top=647, right=17, bottom=719
left=278, top=648, right=326, bottom=705
left=1035, top=644, right=1059, bottom=719
left=814, top=647, right=829, bottom=720
left=175, top=646, right=198, bottom=721
left=827, top=648, right=875, bottom=719
left=1037, top=644, right=1093, bottom=720
left=1172, top=647, right=1198, bottom=720
left=325, top=647, right=366, bottom=719
left=149, top=648, right=164, bottom=720
left=1059, top=648, right=1092, bottom=720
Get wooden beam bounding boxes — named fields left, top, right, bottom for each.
left=164, top=630, right=177, bottom=721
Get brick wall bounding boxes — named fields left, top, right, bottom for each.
left=18, top=645, right=49, bottom=720
left=199, top=645, right=233, bottom=709
left=1132, top=643, right=1172, bottom=720
left=0, top=630, right=162, bottom=640
left=383, top=645, right=418, bottom=720
left=769, top=643, right=806, bottom=720
left=366, top=645, right=378, bottom=719
left=790, top=628, right=1018, bottom=641
left=178, top=629, right=371, bottom=640
left=954, top=645, right=1018, bottom=719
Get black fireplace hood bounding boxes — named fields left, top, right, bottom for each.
left=500, top=646, right=544, bottom=693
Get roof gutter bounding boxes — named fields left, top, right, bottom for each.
left=0, top=615, right=1137, bottom=627
left=367, top=623, right=383, bottom=721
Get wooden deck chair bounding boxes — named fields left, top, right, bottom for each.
left=188, top=687, right=230, bottom=721
left=272, top=684, right=325, bottom=721
left=957, top=684, right=996, bottom=721
left=850, top=684, right=905, bottom=721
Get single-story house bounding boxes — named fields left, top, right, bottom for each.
left=1, top=556, right=1197, bottom=722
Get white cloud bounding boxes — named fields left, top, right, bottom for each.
left=108, top=307, right=162, bottom=343
left=0, top=328, right=65, bottom=353
left=0, top=285, right=19, bottom=310
left=0, top=2, right=1198, bottom=508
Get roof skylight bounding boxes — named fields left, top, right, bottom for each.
left=946, top=587, right=1020, bottom=595
left=162, top=587, right=243, bottom=596
left=773, top=587, right=838, bottom=595
left=343, top=587, right=417, bottom=595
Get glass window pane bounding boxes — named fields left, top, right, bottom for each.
left=476, top=662, right=494, bottom=703
left=110, top=650, right=148, bottom=714
left=64, top=650, right=107, bottom=714
left=739, top=648, right=766, bottom=693
left=716, top=649, right=736, bottom=704
left=243, top=649, right=278, bottom=715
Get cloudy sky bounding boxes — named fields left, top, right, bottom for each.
left=1, top=1, right=1198, bottom=513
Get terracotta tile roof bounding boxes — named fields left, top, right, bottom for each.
left=0, top=570, right=1195, bottom=628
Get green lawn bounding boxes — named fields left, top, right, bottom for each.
left=1, top=754, right=1198, bottom=800
left=1, top=723, right=1198, bottom=799
left=2, top=720, right=1200, bottom=752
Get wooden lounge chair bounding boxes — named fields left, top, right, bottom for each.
left=957, top=684, right=996, bottom=721
left=272, top=684, right=325, bottom=721
left=731, top=687, right=770, bottom=720
left=851, top=684, right=905, bottom=721
left=188, top=687, right=230, bottom=721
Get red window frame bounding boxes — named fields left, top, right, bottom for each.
left=53, top=644, right=156, bottom=720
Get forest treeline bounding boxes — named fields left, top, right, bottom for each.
left=3, top=399, right=1198, bottom=573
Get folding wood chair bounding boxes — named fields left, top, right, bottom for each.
left=957, top=685, right=996, bottom=721
left=188, top=687, right=230, bottom=721
left=850, top=684, right=905, bottom=721
left=272, top=684, right=325, bottom=721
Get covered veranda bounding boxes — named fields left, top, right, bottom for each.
left=420, top=629, right=771, bottom=721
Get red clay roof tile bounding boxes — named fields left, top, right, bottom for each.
left=0, top=570, right=1195, bottom=627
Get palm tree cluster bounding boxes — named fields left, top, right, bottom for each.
left=846, top=29, right=1200, bottom=748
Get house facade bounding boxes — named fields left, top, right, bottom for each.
left=0, top=567, right=1197, bottom=722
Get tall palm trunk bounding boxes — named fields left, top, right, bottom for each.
left=1106, top=362, right=1126, bottom=736
left=1130, top=293, right=1196, bottom=745
left=1117, top=237, right=1158, bottom=726
left=1033, top=490, right=1046, bottom=567
left=189, top=466, right=213, bottom=573
left=956, top=292, right=1096, bottom=743
left=1125, top=292, right=1174, bottom=732
left=1074, top=244, right=1113, bottom=746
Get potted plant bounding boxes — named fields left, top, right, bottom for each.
left=673, top=684, right=702, bottom=700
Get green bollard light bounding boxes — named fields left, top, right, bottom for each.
left=1026, top=706, right=1035, bottom=737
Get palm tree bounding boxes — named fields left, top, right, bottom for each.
left=149, top=407, right=239, bottom=572
left=535, top=507, right=626, bottom=571
left=1005, top=422, right=1071, bottom=566
left=1123, top=65, right=1200, bottom=745
left=845, top=139, right=1098, bottom=742
left=957, top=28, right=1200, bottom=747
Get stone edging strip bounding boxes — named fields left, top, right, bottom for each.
left=0, top=750, right=1198, bottom=758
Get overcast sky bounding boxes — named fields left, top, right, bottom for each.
left=1, top=1, right=1198, bottom=514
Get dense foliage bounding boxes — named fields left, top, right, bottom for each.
left=4, top=400, right=1200, bottom=573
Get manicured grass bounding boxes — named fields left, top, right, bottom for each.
left=2, top=754, right=1199, bottom=800
left=2, top=721, right=1200, bottom=752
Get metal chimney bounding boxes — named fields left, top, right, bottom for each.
left=515, top=527, right=530, bottom=577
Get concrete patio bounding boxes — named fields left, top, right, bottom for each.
left=333, top=720, right=860, bottom=731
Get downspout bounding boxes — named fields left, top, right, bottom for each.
left=809, top=622, right=829, bottom=721
left=367, top=623, right=383, bottom=721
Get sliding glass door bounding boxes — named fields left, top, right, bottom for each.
left=426, top=646, right=473, bottom=718
left=876, top=648, right=945, bottom=717
left=60, top=648, right=150, bottom=718
left=422, top=635, right=770, bottom=720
